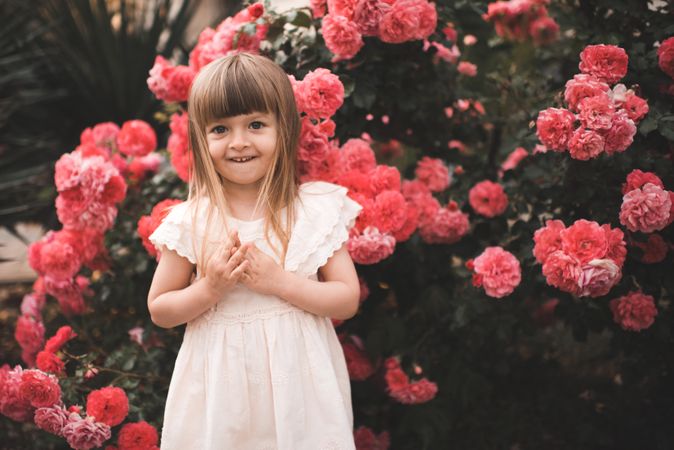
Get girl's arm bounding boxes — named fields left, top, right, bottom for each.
left=278, top=244, right=360, bottom=320
left=147, top=249, right=225, bottom=328
left=148, top=231, right=248, bottom=328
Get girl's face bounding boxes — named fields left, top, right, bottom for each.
left=205, top=111, right=278, bottom=192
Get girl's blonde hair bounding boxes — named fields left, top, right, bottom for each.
left=185, top=52, right=301, bottom=275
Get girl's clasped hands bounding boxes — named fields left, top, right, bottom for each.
left=203, top=230, right=283, bottom=297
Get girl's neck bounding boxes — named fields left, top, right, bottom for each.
left=223, top=183, right=263, bottom=221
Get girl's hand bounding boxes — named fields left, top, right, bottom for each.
left=203, top=230, right=248, bottom=297
left=240, top=243, right=285, bottom=296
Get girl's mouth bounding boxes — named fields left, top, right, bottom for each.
left=229, top=156, right=257, bottom=163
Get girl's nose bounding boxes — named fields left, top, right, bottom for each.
left=228, top=129, right=251, bottom=149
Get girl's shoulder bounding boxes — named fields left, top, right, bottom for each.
left=286, top=181, right=362, bottom=275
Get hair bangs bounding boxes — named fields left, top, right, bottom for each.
left=192, top=57, right=278, bottom=129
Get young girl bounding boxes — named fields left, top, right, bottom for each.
left=147, top=53, right=362, bottom=449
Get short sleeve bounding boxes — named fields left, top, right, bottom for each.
left=285, top=181, right=363, bottom=276
left=148, top=201, right=197, bottom=264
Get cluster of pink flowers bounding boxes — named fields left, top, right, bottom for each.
left=536, top=45, right=649, bottom=160
left=533, top=219, right=626, bottom=297
left=340, top=334, right=375, bottom=380
left=482, top=0, right=559, bottom=46
left=290, top=70, right=428, bottom=264
left=619, top=170, right=673, bottom=233
left=354, top=425, right=390, bottom=450
left=23, top=120, right=159, bottom=358
left=384, top=358, right=438, bottom=404
left=147, top=3, right=267, bottom=101
left=468, top=180, right=509, bottom=217
left=0, top=365, right=136, bottom=450
left=609, top=291, right=658, bottom=332
left=138, top=199, right=183, bottom=259
left=467, top=246, right=521, bottom=298
left=316, top=0, right=437, bottom=61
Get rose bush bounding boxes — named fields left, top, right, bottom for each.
left=2, top=1, right=673, bottom=449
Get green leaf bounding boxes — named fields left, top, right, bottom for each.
left=657, top=115, right=674, bottom=140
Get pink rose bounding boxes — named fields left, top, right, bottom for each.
left=619, top=183, right=672, bottom=233
left=321, top=14, right=364, bottom=62
left=541, top=250, right=582, bottom=295
left=418, top=205, right=469, bottom=244
left=578, top=93, right=615, bottom=131
left=657, top=36, right=674, bottom=79
left=295, top=68, right=345, bottom=119
left=368, top=164, right=401, bottom=194
left=371, top=190, right=407, bottom=234
left=298, top=117, right=332, bottom=163
left=577, top=258, right=622, bottom=298
left=560, top=219, right=609, bottom=264
left=533, top=219, right=565, bottom=264
left=341, top=139, right=376, bottom=173
left=347, top=227, right=396, bottom=264
left=471, top=246, right=521, bottom=298
left=401, top=179, right=431, bottom=202
left=14, top=315, right=45, bottom=355
left=62, top=415, right=112, bottom=450
left=147, top=56, right=195, bottom=103
left=620, top=91, right=649, bottom=123
left=604, top=112, right=636, bottom=154
left=19, top=370, right=61, bottom=408
left=378, top=0, right=437, bottom=44
left=80, top=122, right=120, bottom=152
left=622, top=169, right=664, bottom=194
left=389, top=378, right=438, bottom=404
left=353, top=0, right=390, bottom=36
left=414, top=157, right=451, bottom=192
left=0, top=365, right=34, bottom=422
left=468, top=180, right=508, bottom=218
left=116, top=120, right=157, bottom=157
left=568, top=127, right=605, bottom=160
left=327, top=0, right=358, bottom=19
left=610, top=291, right=658, bottom=331
left=536, top=107, right=576, bottom=151
left=391, top=202, right=419, bottom=242
left=34, top=404, right=69, bottom=436
left=564, top=74, right=610, bottom=112
left=579, top=44, right=629, bottom=84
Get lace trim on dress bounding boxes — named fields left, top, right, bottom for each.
left=148, top=202, right=198, bottom=264
left=285, top=182, right=362, bottom=276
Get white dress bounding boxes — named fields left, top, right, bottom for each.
left=148, top=181, right=362, bottom=450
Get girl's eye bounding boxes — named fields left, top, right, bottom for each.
left=212, top=125, right=227, bottom=134
left=250, top=121, right=264, bottom=130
